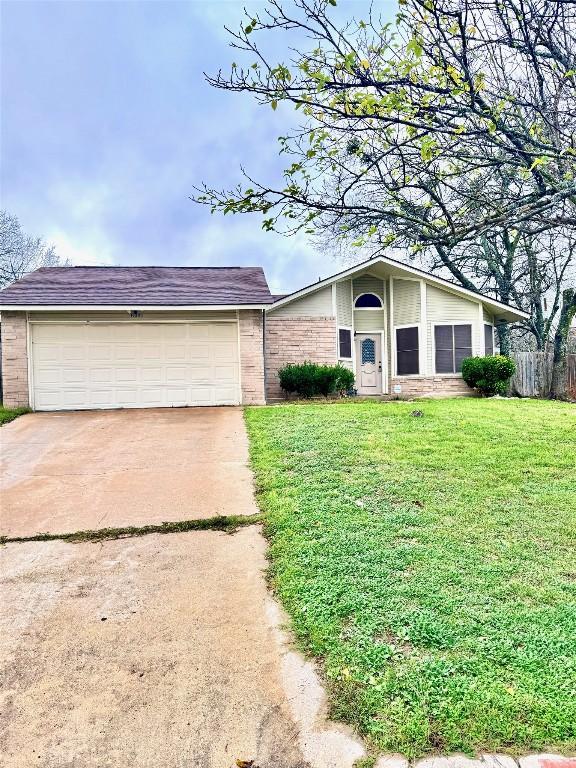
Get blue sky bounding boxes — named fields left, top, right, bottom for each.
left=1, top=0, right=395, bottom=293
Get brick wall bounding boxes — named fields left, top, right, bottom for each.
left=265, top=315, right=338, bottom=399
left=1, top=311, right=29, bottom=408
left=238, top=309, right=266, bottom=405
left=389, top=375, right=473, bottom=398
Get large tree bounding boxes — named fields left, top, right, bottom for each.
left=0, top=211, right=66, bottom=288
left=196, top=0, right=576, bottom=392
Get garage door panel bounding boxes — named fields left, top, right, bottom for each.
left=87, top=344, right=113, bottom=361
left=164, top=344, right=187, bottom=362
left=214, top=364, right=238, bottom=382
left=162, top=325, right=188, bottom=340
left=210, top=324, right=237, bottom=341
left=90, top=368, right=114, bottom=385
left=141, top=368, right=163, bottom=384
left=62, top=368, right=87, bottom=385
left=89, top=392, right=115, bottom=407
left=141, top=344, right=162, bottom=361
left=165, top=366, right=189, bottom=385
left=62, top=346, right=85, bottom=362
left=61, top=390, right=90, bottom=408
left=115, top=368, right=138, bottom=384
left=115, top=389, right=139, bottom=405
left=213, top=342, right=238, bottom=362
left=114, top=344, right=138, bottom=361
left=31, top=322, right=241, bottom=410
left=35, top=368, right=61, bottom=386
left=34, top=345, right=60, bottom=363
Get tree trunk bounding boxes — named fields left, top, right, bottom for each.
left=550, top=288, right=576, bottom=400
left=496, top=322, right=511, bottom=356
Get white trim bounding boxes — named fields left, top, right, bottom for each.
left=267, top=255, right=529, bottom=320
left=393, top=322, right=422, bottom=378
left=331, top=283, right=337, bottom=317
left=1, top=304, right=270, bottom=311
left=478, top=303, right=485, bottom=355
left=483, top=322, right=495, bottom=356
left=337, top=326, right=353, bottom=360
left=390, top=278, right=395, bottom=374
left=26, top=313, right=34, bottom=411
left=236, top=309, right=243, bottom=404
left=355, top=331, right=385, bottom=395
left=27, top=319, right=238, bottom=325
left=419, top=281, right=428, bottom=376
left=382, top=278, right=389, bottom=394
left=431, top=322, right=473, bottom=375
left=350, top=280, right=357, bottom=374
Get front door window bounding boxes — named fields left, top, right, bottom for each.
left=361, top=337, right=376, bottom=365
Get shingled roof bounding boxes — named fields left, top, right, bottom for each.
left=0, top=266, right=274, bottom=307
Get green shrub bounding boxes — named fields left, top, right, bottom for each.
left=461, top=355, right=516, bottom=396
left=278, top=362, right=355, bottom=398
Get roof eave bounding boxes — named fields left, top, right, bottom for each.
left=0, top=303, right=271, bottom=311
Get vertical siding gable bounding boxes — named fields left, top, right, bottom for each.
left=353, top=274, right=385, bottom=301
left=336, top=280, right=352, bottom=326
left=392, top=279, right=421, bottom=326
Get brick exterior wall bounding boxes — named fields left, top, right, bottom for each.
left=238, top=309, right=266, bottom=405
left=389, top=375, right=473, bottom=398
left=265, top=315, right=338, bottom=400
left=1, top=311, right=29, bottom=408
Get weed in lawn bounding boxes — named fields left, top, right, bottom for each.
left=0, top=513, right=263, bottom=545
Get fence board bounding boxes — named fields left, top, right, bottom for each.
left=510, top=351, right=576, bottom=400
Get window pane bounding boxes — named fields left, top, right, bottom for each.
left=455, top=346, right=472, bottom=371
left=355, top=293, right=382, bottom=308
left=397, top=349, right=419, bottom=375
left=339, top=328, right=352, bottom=358
left=396, top=326, right=419, bottom=351
left=484, top=324, right=494, bottom=355
left=434, top=325, right=453, bottom=350
left=436, top=348, right=454, bottom=374
left=454, top=324, right=472, bottom=347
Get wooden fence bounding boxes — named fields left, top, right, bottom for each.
left=510, top=351, right=576, bottom=400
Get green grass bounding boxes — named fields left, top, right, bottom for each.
left=0, top=405, right=30, bottom=425
left=245, top=398, right=576, bottom=758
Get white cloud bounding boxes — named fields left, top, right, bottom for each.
left=47, top=229, right=115, bottom=266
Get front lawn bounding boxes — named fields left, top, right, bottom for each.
left=0, top=405, right=30, bottom=425
left=245, top=398, right=576, bottom=758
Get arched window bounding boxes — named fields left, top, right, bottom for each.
left=355, top=293, right=383, bottom=308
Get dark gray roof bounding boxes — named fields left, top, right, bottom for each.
left=0, top=266, right=273, bottom=306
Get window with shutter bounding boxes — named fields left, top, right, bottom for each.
left=484, top=324, right=494, bottom=356
left=434, top=324, right=472, bottom=373
left=338, top=328, right=352, bottom=359
left=396, top=326, right=419, bottom=375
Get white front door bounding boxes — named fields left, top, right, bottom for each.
left=355, top=334, right=382, bottom=395
left=30, top=322, right=241, bottom=411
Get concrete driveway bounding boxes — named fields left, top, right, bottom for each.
left=0, top=409, right=363, bottom=768
left=1, top=408, right=258, bottom=537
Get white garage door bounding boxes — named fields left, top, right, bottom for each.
left=30, top=322, right=241, bottom=411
